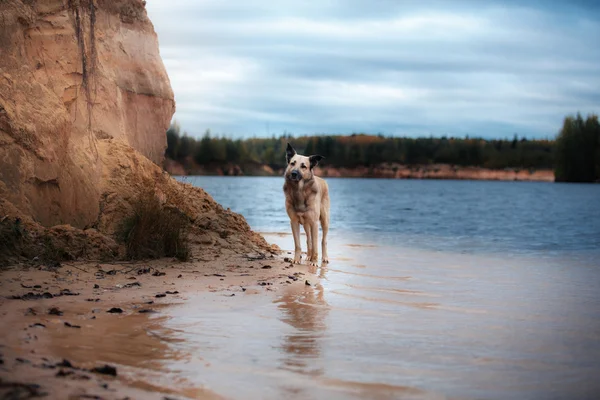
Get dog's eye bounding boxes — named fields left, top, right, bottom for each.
left=301, top=164, right=307, bottom=169
left=291, top=161, right=296, bottom=166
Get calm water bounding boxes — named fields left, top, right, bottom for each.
left=168, top=177, right=600, bottom=399
left=181, top=176, right=600, bottom=259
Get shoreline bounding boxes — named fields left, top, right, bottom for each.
left=164, top=159, right=555, bottom=182
left=0, top=252, right=308, bottom=399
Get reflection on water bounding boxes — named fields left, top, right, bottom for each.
left=276, top=280, right=328, bottom=377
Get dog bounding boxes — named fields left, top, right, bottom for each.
left=283, top=143, right=330, bottom=266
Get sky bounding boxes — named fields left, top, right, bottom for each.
left=145, top=0, right=600, bottom=139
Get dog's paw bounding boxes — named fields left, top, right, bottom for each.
left=293, top=256, right=302, bottom=264
left=322, top=258, right=329, bottom=264
left=309, top=260, right=318, bottom=267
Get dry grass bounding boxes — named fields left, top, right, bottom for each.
left=116, top=189, right=190, bottom=261
left=0, top=218, right=69, bottom=268
left=0, top=217, right=26, bottom=267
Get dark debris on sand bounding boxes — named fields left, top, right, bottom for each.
left=9, top=288, right=79, bottom=300
left=48, top=307, right=63, bottom=316
left=0, top=381, right=48, bottom=398
left=91, top=365, right=117, bottom=377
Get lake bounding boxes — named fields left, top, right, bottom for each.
left=172, top=176, right=600, bottom=399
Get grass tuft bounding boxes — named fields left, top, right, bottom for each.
left=117, top=190, right=190, bottom=261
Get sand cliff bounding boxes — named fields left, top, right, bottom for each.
left=0, top=0, right=273, bottom=264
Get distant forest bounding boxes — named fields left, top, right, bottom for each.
left=165, top=113, right=599, bottom=182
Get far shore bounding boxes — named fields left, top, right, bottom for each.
left=164, top=159, right=555, bottom=182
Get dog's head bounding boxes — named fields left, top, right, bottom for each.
left=284, top=143, right=324, bottom=183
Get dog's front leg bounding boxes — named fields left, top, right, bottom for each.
left=303, top=223, right=312, bottom=262
left=291, top=220, right=302, bottom=264
left=309, top=220, right=319, bottom=266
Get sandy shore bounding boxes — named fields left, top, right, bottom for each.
left=0, top=252, right=309, bottom=399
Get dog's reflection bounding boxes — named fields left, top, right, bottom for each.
left=275, top=277, right=329, bottom=377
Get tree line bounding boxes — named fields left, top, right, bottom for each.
left=554, top=113, right=600, bottom=183
left=165, top=112, right=599, bottom=182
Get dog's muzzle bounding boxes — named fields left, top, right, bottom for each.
left=289, top=170, right=301, bottom=181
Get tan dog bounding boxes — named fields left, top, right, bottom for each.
left=283, top=143, right=330, bottom=266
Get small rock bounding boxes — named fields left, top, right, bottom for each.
left=165, top=291, right=179, bottom=295
left=29, top=323, right=46, bottom=328
left=123, top=282, right=141, bottom=289
left=106, top=270, right=117, bottom=275
left=305, top=280, right=311, bottom=286
left=107, top=308, right=123, bottom=314
left=56, top=359, right=73, bottom=368
left=93, top=284, right=100, bottom=289
left=155, top=293, right=166, bottom=298
left=152, top=271, right=166, bottom=277
left=261, top=265, right=272, bottom=269
left=177, top=274, right=183, bottom=278
left=48, top=307, right=63, bottom=316
left=92, top=364, right=117, bottom=376
left=138, top=309, right=157, bottom=314
left=64, top=322, right=81, bottom=329
left=283, top=257, right=291, bottom=262
left=145, top=301, right=154, bottom=304
left=16, top=357, right=30, bottom=364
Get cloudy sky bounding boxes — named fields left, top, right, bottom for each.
left=145, top=0, right=600, bottom=139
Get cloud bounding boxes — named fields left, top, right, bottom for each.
left=146, top=0, right=600, bottom=139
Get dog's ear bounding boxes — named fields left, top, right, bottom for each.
left=309, top=155, right=324, bottom=169
left=286, top=143, right=296, bottom=163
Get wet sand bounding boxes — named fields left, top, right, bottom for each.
left=2, top=233, right=600, bottom=399
left=0, top=252, right=308, bottom=399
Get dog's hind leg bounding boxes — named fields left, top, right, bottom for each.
left=291, top=220, right=302, bottom=264
left=320, top=213, right=329, bottom=264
